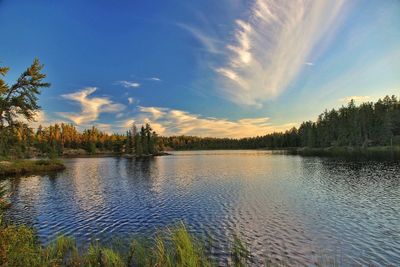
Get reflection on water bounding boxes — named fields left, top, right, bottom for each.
left=4, top=151, right=400, bottom=266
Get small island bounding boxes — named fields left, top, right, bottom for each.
left=0, top=159, right=65, bottom=177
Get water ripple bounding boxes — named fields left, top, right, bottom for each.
left=3, top=151, right=400, bottom=266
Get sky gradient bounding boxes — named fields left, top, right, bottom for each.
left=1, top=0, right=399, bottom=137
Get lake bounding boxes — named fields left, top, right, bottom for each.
left=3, top=151, right=400, bottom=265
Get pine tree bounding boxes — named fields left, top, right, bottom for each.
left=140, top=126, right=148, bottom=154
left=135, top=132, right=143, bottom=156
left=126, top=130, right=133, bottom=154
left=0, top=59, right=50, bottom=157
left=0, top=59, right=50, bottom=127
left=131, top=123, right=137, bottom=154
left=145, top=123, right=154, bottom=154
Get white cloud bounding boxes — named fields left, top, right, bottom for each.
left=149, top=77, right=161, bottom=82
left=23, top=110, right=65, bottom=129
left=128, top=97, right=135, bottom=104
left=117, top=80, right=140, bottom=88
left=339, top=96, right=371, bottom=103
left=30, top=110, right=49, bottom=127
left=305, top=62, right=314, bottom=66
left=121, top=106, right=296, bottom=138
left=138, top=106, right=167, bottom=120
left=59, top=87, right=125, bottom=125
left=217, top=0, right=347, bottom=106
left=120, top=119, right=136, bottom=129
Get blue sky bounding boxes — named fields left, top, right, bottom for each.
left=0, top=0, right=399, bottom=137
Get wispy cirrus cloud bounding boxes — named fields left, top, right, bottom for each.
left=149, top=77, right=161, bottom=82
left=177, top=23, right=223, bottom=54
left=59, top=87, right=125, bottom=125
left=116, top=80, right=140, bottom=88
left=120, top=106, right=296, bottom=138
left=217, top=0, right=348, bottom=107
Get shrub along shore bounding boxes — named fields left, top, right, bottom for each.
left=0, top=159, right=65, bottom=177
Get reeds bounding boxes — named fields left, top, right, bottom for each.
left=0, top=222, right=216, bottom=267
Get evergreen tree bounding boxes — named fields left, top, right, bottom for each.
left=145, top=123, right=154, bottom=154
left=126, top=130, right=133, bottom=154
left=0, top=59, right=50, bottom=157
left=131, top=123, right=137, bottom=154
left=135, top=132, right=143, bottom=156
left=0, top=59, right=50, bottom=127
left=140, top=126, right=148, bottom=154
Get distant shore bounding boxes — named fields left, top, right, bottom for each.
left=60, top=146, right=400, bottom=160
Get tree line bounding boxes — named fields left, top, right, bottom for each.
left=1, top=59, right=399, bottom=158
left=0, top=59, right=160, bottom=158
left=1, top=120, right=161, bottom=158
left=159, top=96, right=400, bottom=150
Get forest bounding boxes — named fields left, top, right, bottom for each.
left=0, top=122, right=160, bottom=158
left=161, top=95, right=400, bottom=150
left=0, top=59, right=399, bottom=159
left=2, top=95, right=399, bottom=158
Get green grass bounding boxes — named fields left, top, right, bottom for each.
left=0, top=159, right=65, bottom=176
left=0, top=221, right=215, bottom=267
left=231, top=235, right=251, bottom=267
left=126, top=223, right=214, bottom=267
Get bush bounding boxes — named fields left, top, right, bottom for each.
left=86, top=142, right=97, bottom=155
left=0, top=159, right=65, bottom=176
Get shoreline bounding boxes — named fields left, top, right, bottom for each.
left=159, top=146, right=400, bottom=160
left=284, top=146, right=400, bottom=159
left=61, top=151, right=171, bottom=158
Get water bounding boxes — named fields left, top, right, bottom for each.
left=3, top=151, right=400, bottom=266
